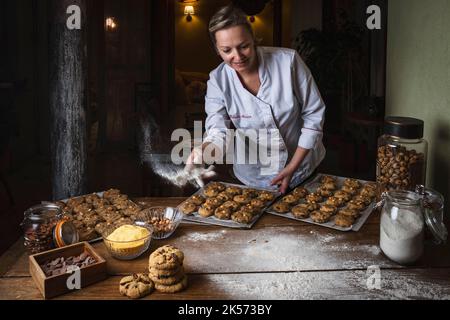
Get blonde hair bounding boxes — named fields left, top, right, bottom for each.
left=208, top=5, right=255, bottom=47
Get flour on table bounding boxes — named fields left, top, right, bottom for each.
left=184, top=230, right=228, bottom=242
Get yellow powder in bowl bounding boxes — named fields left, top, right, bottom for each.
left=106, top=225, right=150, bottom=251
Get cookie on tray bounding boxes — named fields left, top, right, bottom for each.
left=281, top=194, right=300, bottom=205
left=189, top=195, right=206, bottom=206
left=338, top=208, right=360, bottom=219
left=180, top=201, right=197, bottom=215
left=240, top=203, right=258, bottom=215
left=353, top=195, right=372, bottom=206
left=221, top=200, right=240, bottom=212
left=225, top=186, right=242, bottom=197
left=334, top=213, right=355, bottom=228
left=242, top=188, right=259, bottom=198
left=198, top=204, right=215, bottom=218
left=292, top=186, right=308, bottom=198
left=347, top=199, right=366, bottom=211
left=73, top=203, right=92, bottom=215
left=103, top=188, right=121, bottom=200
left=204, top=187, right=219, bottom=198
left=216, top=192, right=232, bottom=202
left=343, top=178, right=361, bottom=189
left=66, top=196, right=85, bottom=208
left=214, top=206, right=232, bottom=220
left=317, top=187, right=333, bottom=198
left=334, top=190, right=352, bottom=202
left=321, top=175, right=336, bottom=184
left=306, top=193, right=323, bottom=204
left=231, top=210, right=253, bottom=224
left=250, top=199, right=265, bottom=209
left=321, top=181, right=337, bottom=191
left=291, top=205, right=310, bottom=219
left=325, top=196, right=344, bottom=207
left=360, top=187, right=376, bottom=199
left=310, top=210, right=332, bottom=223
left=319, top=204, right=337, bottom=215
left=257, top=191, right=275, bottom=202
left=233, top=194, right=251, bottom=205
left=208, top=182, right=226, bottom=192
left=272, top=202, right=290, bottom=214
left=341, top=185, right=359, bottom=196
left=204, top=197, right=223, bottom=208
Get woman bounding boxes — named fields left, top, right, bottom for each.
left=185, top=5, right=326, bottom=194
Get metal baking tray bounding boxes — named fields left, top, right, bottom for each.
left=43, top=191, right=140, bottom=243
left=179, top=182, right=280, bottom=229
left=266, top=174, right=376, bottom=232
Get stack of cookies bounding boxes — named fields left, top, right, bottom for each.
left=148, top=245, right=188, bottom=293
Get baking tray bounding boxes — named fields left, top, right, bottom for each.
left=43, top=191, right=140, bottom=243
left=266, top=174, right=376, bottom=232
left=179, top=182, right=280, bottom=229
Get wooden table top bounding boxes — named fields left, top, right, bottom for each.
left=1, top=197, right=450, bottom=300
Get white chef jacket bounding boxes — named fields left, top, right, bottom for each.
left=203, top=46, right=326, bottom=189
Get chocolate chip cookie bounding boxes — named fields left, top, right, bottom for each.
left=291, top=205, right=310, bottom=219
left=155, top=275, right=188, bottom=293
left=149, top=245, right=184, bottom=270
left=310, top=210, right=332, bottom=223
left=272, top=202, right=290, bottom=213
left=119, top=273, right=154, bottom=299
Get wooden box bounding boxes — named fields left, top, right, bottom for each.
left=29, top=242, right=107, bottom=299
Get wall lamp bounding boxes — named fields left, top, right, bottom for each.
left=184, top=5, right=195, bottom=22
left=105, top=17, right=117, bottom=31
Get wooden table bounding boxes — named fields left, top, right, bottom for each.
left=1, top=197, right=450, bottom=300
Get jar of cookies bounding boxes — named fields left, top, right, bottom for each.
left=21, top=203, right=79, bottom=254
left=376, top=117, right=428, bottom=198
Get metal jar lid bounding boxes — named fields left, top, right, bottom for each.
left=23, top=203, right=62, bottom=221
left=22, top=203, right=79, bottom=247
left=384, top=117, right=424, bottom=139
left=54, top=219, right=80, bottom=247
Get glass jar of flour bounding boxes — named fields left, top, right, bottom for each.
left=379, top=189, right=447, bottom=264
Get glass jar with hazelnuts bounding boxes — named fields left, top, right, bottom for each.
left=376, top=117, right=428, bottom=199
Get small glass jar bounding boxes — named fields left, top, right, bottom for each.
left=21, top=203, right=79, bottom=254
left=379, top=189, right=447, bottom=265
left=376, top=117, right=428, bottom=198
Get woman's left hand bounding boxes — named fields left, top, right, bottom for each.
left=270, top=165, right=296, bottom=194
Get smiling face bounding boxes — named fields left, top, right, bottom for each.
left=214, top=25, right=258, bottom=74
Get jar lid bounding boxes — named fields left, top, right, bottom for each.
left=384, top=117, right=424, bottom=139
left=22, top=203, right=62, bottom=223
left=424, top=209, right=448, bottom=244
left=54, top=219, right=80, bottom=247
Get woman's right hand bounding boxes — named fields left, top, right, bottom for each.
left=184, top=146, right=204, bottom=173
